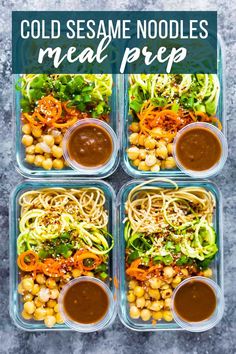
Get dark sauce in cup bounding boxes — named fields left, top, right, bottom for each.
left=67, top=123, right=113, bottom=168
left=174, top=279, right=217, bottom=322
left=176, top=127, right=222, bottom=171
left=63, top=280, right=109, bottom=324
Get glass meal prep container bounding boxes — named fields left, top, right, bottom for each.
left=117, top=178, right=224, bottom=331
left=120, top=36, right=227, bottom=178
left=13, top=74, right=120, bottom=179
left=9, top=179, right=117, bottom=331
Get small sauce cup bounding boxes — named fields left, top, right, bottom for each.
left=173, top=122, right=228, bottom=178
left=171, top=276, right=224, bottom=332
left=59, top=276, right=115, bottom=332
left=63, top=119, right=118, bottom=175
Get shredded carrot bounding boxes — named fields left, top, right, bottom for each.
left=17, top=250, right=103, bottom=277
left=17, top=250, right=39, bottom=272
left=136, top=100, right=222, bottom=142
left=126, top=258, right=164, bottom=281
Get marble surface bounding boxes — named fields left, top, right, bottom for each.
left=0, top=0, right=236, bottom=353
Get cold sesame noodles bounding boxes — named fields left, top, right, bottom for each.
left=125, top=178, right=215, bottom=234
left=18, top=188, right=110, bottom=255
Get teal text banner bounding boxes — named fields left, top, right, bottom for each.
left=12, top=11, right=217, bottom=74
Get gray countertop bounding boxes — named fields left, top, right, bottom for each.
left=0, top=0, right=236, bottom=353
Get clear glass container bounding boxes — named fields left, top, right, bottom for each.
left=120, top=36, right=227, bottom=178
left=117, top=178, right=224, bottom=331
left=9, top=180, right=117, bottom=331
left=13, top=75, right=120, bottom=179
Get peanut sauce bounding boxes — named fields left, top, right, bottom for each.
left=67, top=123, right=113, bottom=167
left=174, top=279, right=216, bottom=322
left=176, top=127, right=222, bottom=171
left=63, top=280, right=109, bottom=324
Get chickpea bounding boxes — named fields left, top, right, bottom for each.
left=31, top=284, right=40, bottom=296
left=52, top=158, right=64, bottom=170
left=54, top=304, right=59, bottom=313
left=151, top=127, right=163, bottom=138
left=160, top=283, right=170, bottom=290
left=56, top=312, right=64, bottom=324
left=162, top=310, right=173, bottom=322
left=136, top=296, right=145, bottom=309
left=22, top=278, right=34, bottom=292
left=130, top=305, right=140, bottom=319
left=148, top=289, right=160, bottom=300
left=133, top=158, right=141, bottom=167
left=161, top=288, right=173, bottom=299
left=203, top=268, right=213, bottom=278
left=149, top=278, right=162, bottom=289
left=47, top=299, right=57, bottom=308
left=140, top=309, right=151, bottom=321
left=163, top=266, right=175, bottom=279
left=152, top=311, right=163, bottom=321
left=167, top=143, right=173, bottom=155
left=127, top=291, right=136, bottom=303
left=44, top=315, right=56, bottom=328
left=25, top=154, right=35, bottom=164
left=164, top=298, right=171, bottom=310
left=72, top=269, right=82, bottom=278
left=34, top=297, right=44, bottom=308
left=129, top=133, right=139, bottom=145
left=38, top=287, right=50, bottom=303
left=145, top=299, right=151, bottom=308
left=21, top=310, right=32, bottom=320
left=138, top=134, right=146, bottom=146
left=151, top=164, right=160, bottom=173
left=51, top=145, right=63, bottom=159
left=46, top=278, right=58, bottom=289
left=172, top=276, right=182, bottom=288
left=139, top=149, right=147, bottom=160
left=54, top=134, right=63, bottom=144
left=138, top=161, right=150, bottom=171
left=83, top=271, right=94, bottom=277
left=25, top=145, right=35, bottom=155
left=134, top=286, right=145, bottom=298
left=156, top=139, right=167, bottom=147
left=144, top=137, right=156, bottom=150
left=22, top=124, right=31, bottom=135
left=46, top=308, right=54, bottom=316
left=34, top=307, right=47, bottom=321
left=43, top=135, right=55, bottom=147
left=34, top=155, right=45, bottom=167
left=35, top=143, right=44, bottom=154
left=36, top=274, right=46, bottom=285
left=145, top=154, right=157, bottom=167
left=32, top=128, right=42, bottom=138
left=22, top=134, right=33, bottom=147
left=164, top=157, right=176, bottom=169
left=23, top=293, right=33, bottom=302
left=127, top=146, right=140, bottom=160
left=129, top=122, right=140, bottom=133
left=18, top=282, right=25, bottom=295
left=50, top=290, right=59, bottom=301
left=149, top=300, right=163, bottom=312
left=24, top=301, right=35, bottom=315
left=156, top=145, right=168, bottom=160
left=181, top=268, right=189, bottom=277
left=129, top=280, right=138, bottom=289
left=42, top=158, right=53, bottom=170
left=144, top=292, right=150, bottom=300
left=161, top=160, right=166, bottom=169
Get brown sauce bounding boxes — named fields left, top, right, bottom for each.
left=63, top=280, right=109, bottom=324
left=67, top=124, right=113, bottom=167
left=174, top=280, right=216, bottom=322
left=176, top=127, right=222, bottom=171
